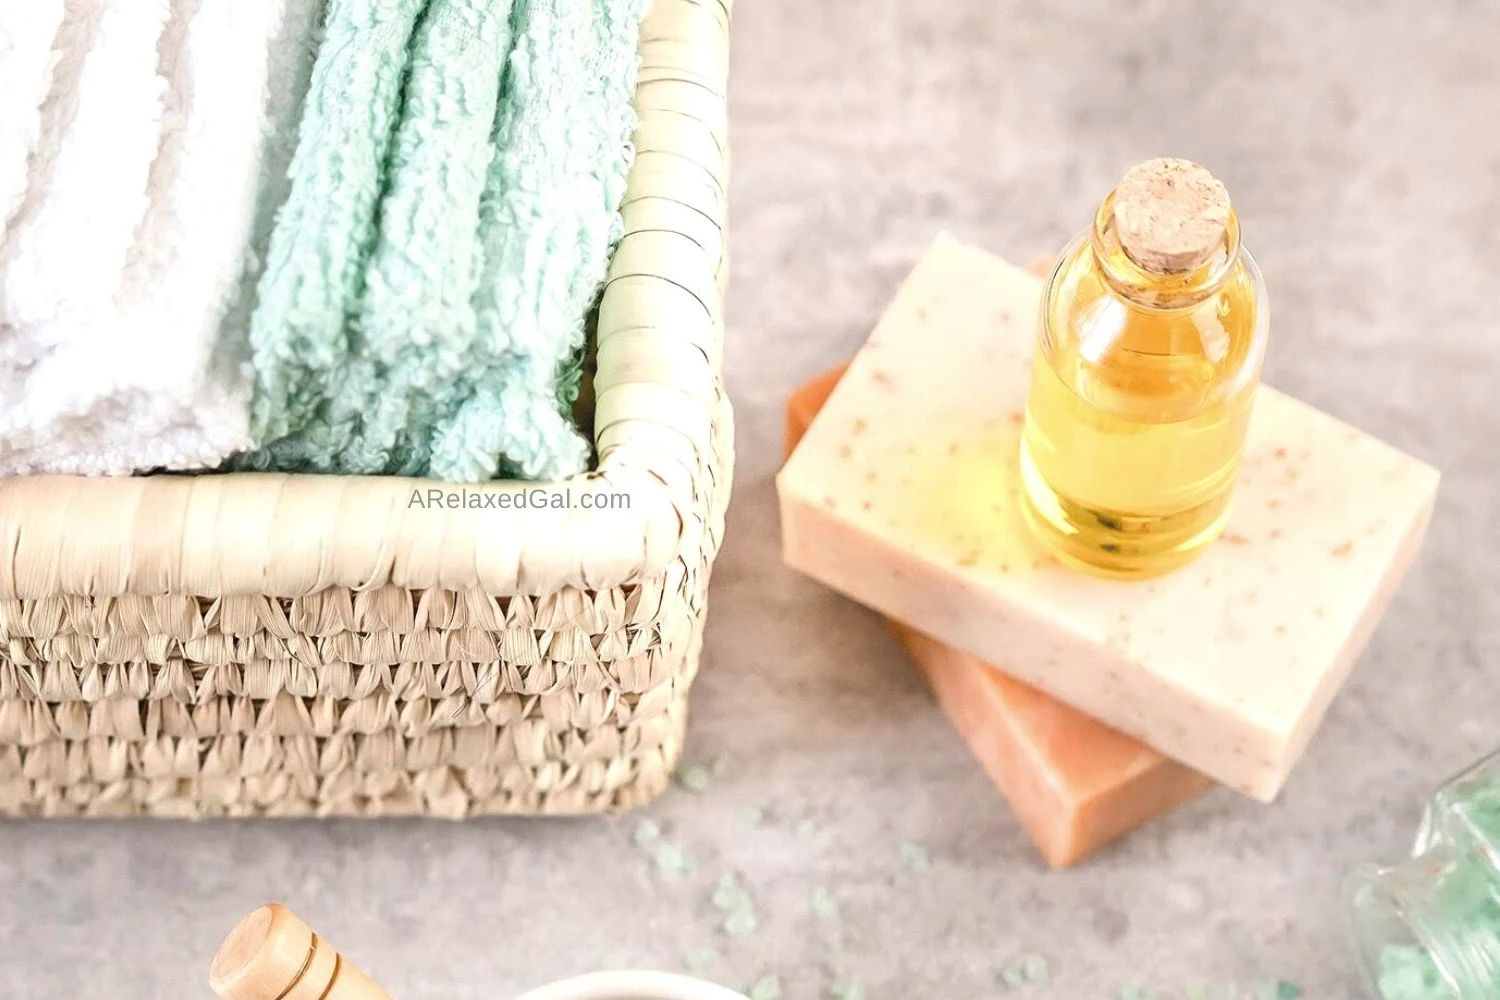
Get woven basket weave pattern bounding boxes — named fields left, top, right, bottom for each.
left=0, top=0, right=732, bottom=818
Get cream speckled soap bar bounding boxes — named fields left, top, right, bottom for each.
left=788, top=361, right=1212, bottom=867
left=777, top=235, right=1440, bottom=801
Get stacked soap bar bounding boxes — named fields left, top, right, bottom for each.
left=778, top=235, right=1438, bottom=806
left=786, top=363, right=1212, bottom=867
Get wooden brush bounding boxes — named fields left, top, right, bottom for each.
left=210, top=903, right=396, bottom=1000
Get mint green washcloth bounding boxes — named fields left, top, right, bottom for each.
left=247, top=0, right=515, bottom=475
left=239, top=0, right=425, bottom=462
left=425, top=0, right=650, bottom=482
left=238, top=0, right=648, bottom=482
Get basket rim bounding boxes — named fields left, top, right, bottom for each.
left=0, top=0, right=731, bottom=601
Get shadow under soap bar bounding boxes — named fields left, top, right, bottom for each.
left=786, top=361, right=1212, bottom=867
left=777, top=236, right=1440, bottom=802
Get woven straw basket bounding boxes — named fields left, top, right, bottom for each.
left=0, top=0, right=732, bottom=819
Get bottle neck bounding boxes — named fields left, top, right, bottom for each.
left=1089, top=192, right=1242, bottom=312
left=1348, top=820, right=1500, bottom=999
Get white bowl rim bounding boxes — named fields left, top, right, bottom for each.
left=512, top=969, right=750, bottom=1000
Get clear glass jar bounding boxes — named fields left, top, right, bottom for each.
left=1346, top=751, right=1500, bottom=998
left=1018, top=158, right=1270, bottom=578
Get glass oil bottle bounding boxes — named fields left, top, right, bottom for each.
left=1018, top=158, right=1270, bottom=578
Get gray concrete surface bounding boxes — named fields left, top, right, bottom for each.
left=3, top=1, right=1499, bottom=996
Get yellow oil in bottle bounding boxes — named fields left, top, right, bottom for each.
left=1018, top=159, right=1269, bottom=578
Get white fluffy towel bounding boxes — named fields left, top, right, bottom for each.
left=0, top=0, right=324, bottom=476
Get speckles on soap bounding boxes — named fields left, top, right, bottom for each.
left=837, top=443, right=853, bottom=460
left=809, top=886, right=839, bottom=919
left=742, top=806, right=767, bottom=827
left=683, top=946, right=719, bottom=975
left=1274, top=447, right=1288, bottom=460
left=871, top=370, right=894, bottom=388
left=861, top=500, right=874, bottom=512
left=1331, top=540, right=1354, bottom=558
left=822, top=496, right=839, bottom=510
left=795, top=818, right=817, bottom=838
left=632, top=819, right=661, bottom=847
left=1009, top=411, right=1024, bottom=425
left=1225, top=532, right=1250, bottom=545
left=1274, top=624, right=1288, bottom=636
left=1250, top=980, right=1303, bottom=1000
left=851, top=418, right=867, bottom=435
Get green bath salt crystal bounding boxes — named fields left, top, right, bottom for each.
left=632, top=819, right=661, bottom=847
left=1347, top=750, right=1500, bottom=1000
left=711, top=873, right=750, bottom=912
left=653, top=843, right=694, bottom=881
left=682, top=947, right=718, bottom=975
left=809, top=886, right=839, bottom=919
left=828, top=978, right=866, bottom=1000
left=899, top=841, right=930, bottom=872
left=1020, top=953, right=1050, bottom=986
left=722, top=907, right=758, bottom=938
left=998, top=952, right=1049, bottom=988
left=675, top=764, right=711, bottom=793
left=748, top=974, right=782, bottom=1000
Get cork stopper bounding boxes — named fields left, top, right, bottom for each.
left=210, top=904, right=397, bottom=1000
left=1111, top=158, right=1231, bottom=274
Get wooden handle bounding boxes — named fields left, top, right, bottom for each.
left=210, top=904, right=397, bottom=1000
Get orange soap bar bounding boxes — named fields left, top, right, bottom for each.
left=785, top=355, right=1213, bottom=868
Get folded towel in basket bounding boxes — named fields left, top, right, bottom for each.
left=426, top=0, right=650, bottom=483
left=0, top=0, right=324, bottom=476
left=241, top=0, right=650, bottom=483
left=0, top=2, right=67, bottom=231
left=240, top=0, right=513, bottom=477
